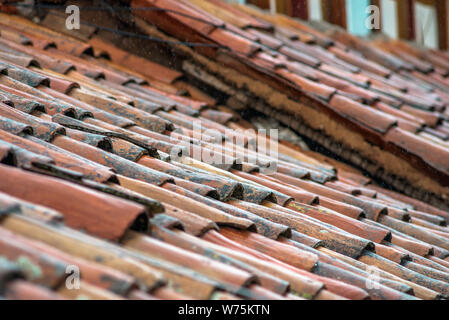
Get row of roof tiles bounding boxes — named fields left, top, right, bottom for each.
left=0, top=3, right=448, bottom=300
left=125, top=0, right=449, bottom=190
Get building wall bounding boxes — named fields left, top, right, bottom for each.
left=244, top=0, right=447, bottom=49
left=308, top=0, right=322, bottom=20
left=415, top=1, right=438, bottom=49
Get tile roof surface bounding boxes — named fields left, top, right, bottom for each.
left=0, top=0, right=448, bottom=300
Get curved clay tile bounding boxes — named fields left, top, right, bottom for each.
left=0, top=79, right=88, bottom=118
left=164, top=182, right=291, bottom=240
left=0, top=164, right=148, bottom=240
left=239, top=182, right=277, bottom=205
left=329, top=94, right=398, bottom=134
left=385, top=127, right=449, bottom=185
left=0, top=214, right=166, bottom=291
left=0, top=115, right=33, bottom=137
left=358, top=251, right=449, bottom=297
left=152, top=226, right=290, bottom=295
left=218, top=227, right=318, bottom=272
left=0, top=52, right=39, bottom=69
left=237, top=199, right=375, bottom=259
left=286, top=238, right=416, bottom=298
left=0, top=192, right=62, bottom=222
left=5, top=144, right=53, bottom=172
left=122, top=230, right=256, bottom=289
left=0, top=61, right=49, bottom=87
left=0, top=129, right=115, bottom=182
left=0, top=90, right=44, bottom=114
left=171, top=177, right=220, bottom=199
left=275, top=68, right=335, bottom=101
left=375, top=243, right=410, bottom=265
left=150, top=214, right=184, bottom=231
left=0, top=191, right=20, bottom=215
left=286, top=201, right=390, bottom=244
left=65, top=128, right=113, bottom=151
left=139, top=156, right=242, bottom=200
left=69, top=89, right=171, bottom=133
left=108, top=137, right=148, bottom=162
left=41, top=87, right=136, bottom=128
left=51, top=135, right=173, bottom=186
left=204, top=229, right=369, bottom=300
left=3, top=280, right=65, bottom=300
left=288, top=230, right=324, bottom=249
left=0, top=103, right=65, bottom=141
left=33, top=70, right=80, bottom=94
left=88, top=37, right=182, bottom=84
left=276, top=176, right=388, bottom=221
left=232, top=170, right=318, bottom=205
left=0, top=227, right=69, bottom=288
left=116, top=125, right=188, bottom=157
left=0, top=28, right=33, bottom=46
left=117, top=174, right=255, bottom=230
left=133, top=0, right=224, bottom=35
left=0, top=38, right=75, bottom=74
left=162, top=202, right=218, bottom=236
left=199, top=233, right=325, bottom=297
left=0, top=258, right=25, bottom=293
left=312, top=261, right=414, bottom=300
left=127, top=289, right=160, bottom=300
left=200, top=109, right=234, bottom=124
left=0, top=13, right=93, bottom=57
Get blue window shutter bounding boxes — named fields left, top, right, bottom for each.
left=346, top=0, right=371, bottom=36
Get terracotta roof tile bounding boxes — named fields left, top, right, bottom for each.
left=209, top=28, right=261, bottom=57
left=328, top=94, right=397, bottom=134
left=0, top=128, right=116, bottom=182
left=0, top=164, right=149, bottom=240
left=0, top=27, right=32, bottom=45
left=0, top=13, right=93, bottom=56
left=122, top=230, right=257, bottom=289
left=0, top=3, right=448, bottom=300
left=278, top=46, right=320, bottom=68
left=162, top=203, right=218, bottom=236
left=275, top=68, right=336, bottom=100
left=3, top=279, right=65, bottom=300
left=68, top=89, right=172, bottom=132
left=0, top=24, right=56, bottom=50
left=51, top=134, right=173, bottom=185
left=2, top=214, right=166, bottom=290
left=385, top=128, right=449, bottom=181
left=0, top=39, right=73, bottom=75
left=163, top=183, right=291, bottom=240
left=89, top=37, right=182, bottom=84
left=189, top=0, right=272, bottom=30
left=204, top=229, right=370, bottom=300
left=246, top=29, right=283, bottom=50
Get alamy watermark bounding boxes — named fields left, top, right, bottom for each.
left=366, top=5, right=380, bottom=30
left=168, top=122, right=279, bottom=175
left=62, top=4, right=381, bottom=31
left=65, top=5, right=80, bottom=30
left=365, top=265, right=381, bottom=290
left=65, top=264, right=81, bottom=290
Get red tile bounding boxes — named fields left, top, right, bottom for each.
left=329, top=94, right=397, bottom=134
left=0, top=163, right=148, bottom=240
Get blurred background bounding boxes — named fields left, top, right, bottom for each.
left=228, top=0, right=449, bottom=50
